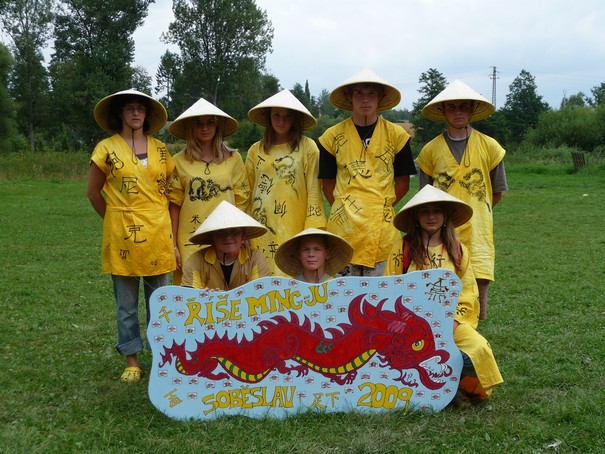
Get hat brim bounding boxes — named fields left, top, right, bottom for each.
left=329, top=69, right=401, bottom=112
left=189, top=226, right=267, bottom=245
left=330, top=84, right=401, bottom=112
left=422, top=100, right=495, bottom=123
left=168, top=97, right=239, bottom=140
left=421, top=79, right=495, bottom=123
left=189, top=201, right=268, bottom=245
left=394, top=186, right=473, bottom=233
left=248, top=89, right=317, bottom=131
left=94, top=89, right=167, bottom=135
left=275, top=228, right=353, bottom=277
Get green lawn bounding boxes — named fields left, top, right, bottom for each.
left=0, top=163, right=604, bottom=453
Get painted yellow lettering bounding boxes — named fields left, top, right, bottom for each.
left=184, top=300, right=205, bottom=326
left=229, top=299, right=242, bottom=320
left=246, top=294, right=269, bottom=317
left=202, top=393, right=218, bottom=416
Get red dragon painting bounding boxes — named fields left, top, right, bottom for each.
left=159, top=293, right=452, bottom=389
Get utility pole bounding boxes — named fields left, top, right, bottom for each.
left=490, top=66, right=499, bottom=108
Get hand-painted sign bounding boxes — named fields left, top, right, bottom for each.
left=148, top=270, right=463, bottom=419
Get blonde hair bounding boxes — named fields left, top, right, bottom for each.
left=260, top=108, right=304, bottom=154
left=183, top=116, right=233, bottom=164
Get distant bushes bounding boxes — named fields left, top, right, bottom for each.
left=524, top=105, right=605, bottom=153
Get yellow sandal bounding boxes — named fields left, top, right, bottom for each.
left=120, top=366, right=143, bottom=384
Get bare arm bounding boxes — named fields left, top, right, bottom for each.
left=86, top=163, right=107, bottom=218
left=492, top=192, right=503, bottom=207
left=169, top=202, right=182, bottom=270
left=321, top=179, right=336, bottom=206
left=394, top=176, right=410, bottom=205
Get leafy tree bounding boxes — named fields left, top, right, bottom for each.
left=304, top=80, right=311, bottom=105
left=560, top=92, right=588, bottom=109
left=291, top=82, right=315, bottom=113
left=259, top=73, right=280, bottom=101
left=524, top=106, right=601, bottom=152
left=49, top=0, right=153, bottom=149
left=473, top=111, right=510, bottom=147
left=155, top=50, right=182, bottom=117
left=316, top=88, right=337, bottom=118
left=162, top=0, right=274, bottom=119
left=0, top=44, right=18, bottom=151
left=410, top=68, right=448, bottom=146
left=131, top=66, right=152, bottom=93
left=590, top=82, right=605, bottom=106
left=501, top=69, right=549, bottom=143
left=0, top=0, right=53, bottom=150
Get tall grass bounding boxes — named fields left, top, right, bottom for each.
left=0, top=152, right=604, bottom=453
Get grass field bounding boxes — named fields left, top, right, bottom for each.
left=0, top=154, right=604, bottom=453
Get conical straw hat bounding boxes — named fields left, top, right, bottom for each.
left=275, top=228, right=353, bottom=277
left=189, top=201, right=268, bottom=245
left=329, top=68, right=401, bottom=112
left=394, top=185, right=473, bottom=233
left=422, top=79, right=495, bottom=123
left=248, top=89, right=317, bottom=131
left=168, top=97, right=239, bottom=140
left=94, top=89, right=167, bottom=135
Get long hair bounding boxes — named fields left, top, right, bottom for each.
left=260, top=108, right=304, bottom=153
left=107, top=95, right=151, bottom=133
left=183, top=116, right=232, bottom=164
left=405, top=203, right=463, bottom=273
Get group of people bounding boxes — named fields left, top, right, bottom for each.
left=87, top=68, right=506, bottom=408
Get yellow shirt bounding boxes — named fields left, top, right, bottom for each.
left=405, top=243, right=480, bottom=327
left=91, top=134, right=175, bottom=276
left=245, top=136, right=326, bottom=275
left=181, top=245, right=270, bottom=290
left=319, top=117, right=410, bottom=268
left=416, top=131, right=506, bottom=281
left=168, top=150, right=249, bottom=283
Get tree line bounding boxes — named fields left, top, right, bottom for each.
left=1, top=0, right=605, bottom=155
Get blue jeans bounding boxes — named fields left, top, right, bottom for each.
left=112, top=273, right=170, bottom=356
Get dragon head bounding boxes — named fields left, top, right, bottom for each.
left=348, top=294, right=452, bottom=389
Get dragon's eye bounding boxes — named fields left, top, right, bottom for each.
left=411, top=340, right=425, bottom=351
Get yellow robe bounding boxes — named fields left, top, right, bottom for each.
left=416, top=131, right=506, bottom=281
left=168, top=150, right=249, bottom=284
left=407, top=243, right=503, bottom=395
left=181, top=245, right=270, bottom=290
left=91, top=134, right=175, bottom=276
left=319, top=117, right=410, bottom=268
left=245, top=136, right=326, bottom=275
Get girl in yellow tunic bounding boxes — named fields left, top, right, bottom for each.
left=87, top=89, right=175, bottom=384
left=393, top=185, right=503, bottom=404
left=245, top=89, right=326, bottom=275
left=168, top=97, right=249, bottom=285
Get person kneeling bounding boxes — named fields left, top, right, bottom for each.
left=393, top=185, right=503, bottom=406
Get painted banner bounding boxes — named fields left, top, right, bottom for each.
left=148, top=270, right=463, bottom=420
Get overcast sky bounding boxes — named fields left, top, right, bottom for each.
left=133, top=0, right=605, bottom=111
